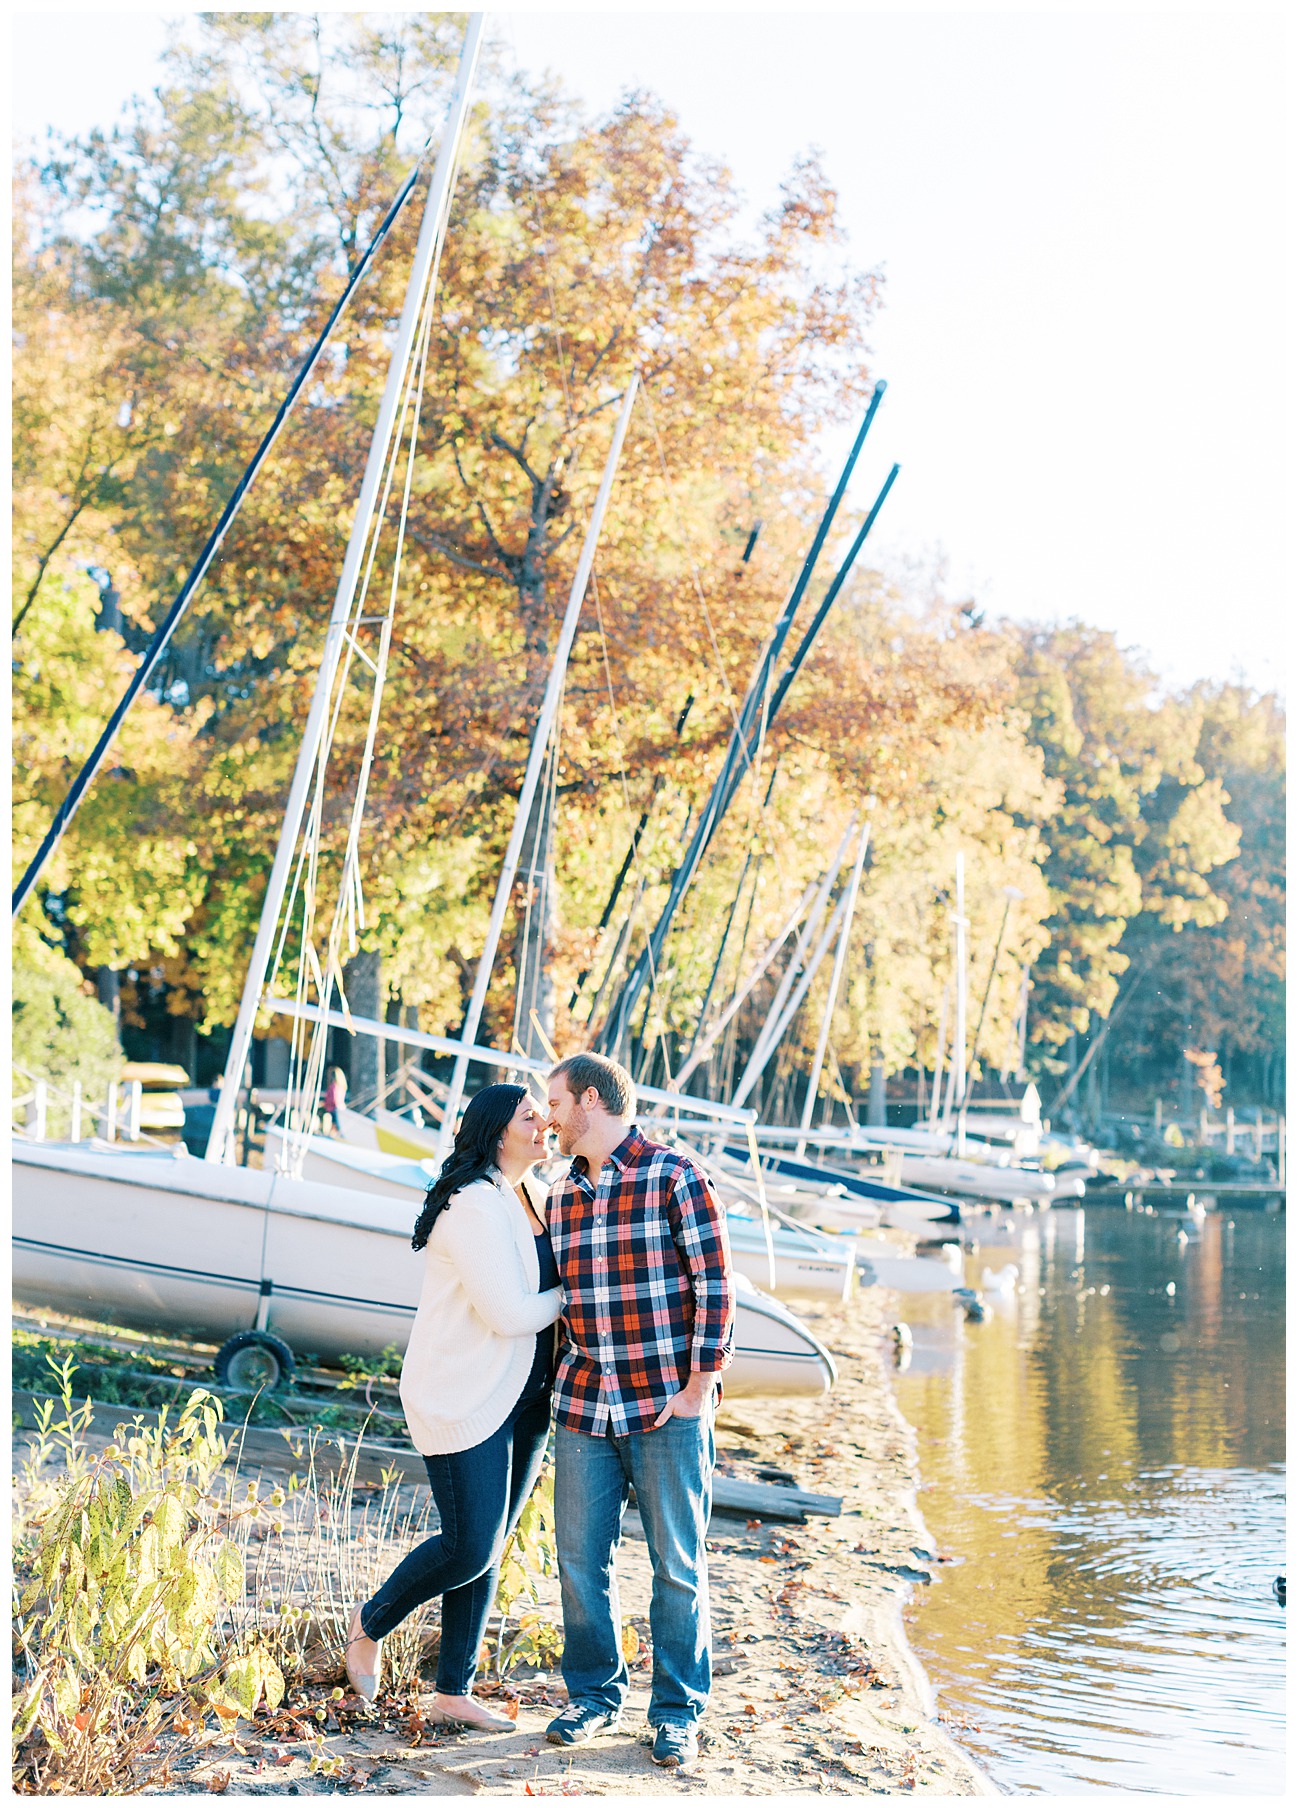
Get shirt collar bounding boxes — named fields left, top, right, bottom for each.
left=570, top=1123, right=643, bottom=1187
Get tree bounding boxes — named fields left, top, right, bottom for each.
left=15, top=14, right=883, bottom=1057
left=12, top=955, right=123, bottom=1137
left=1008, top=623, right=1240, bottom=1061
left=1117, top=683, right=1284, bottom=1103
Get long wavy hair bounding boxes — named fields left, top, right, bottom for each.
left=411, top=1082, right=528, bottom=1251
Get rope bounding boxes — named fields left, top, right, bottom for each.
left=273, top=208, right=446, bottom=1174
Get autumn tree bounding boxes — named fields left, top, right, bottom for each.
left=1007, top=623, right=1240, bottom=1068
left=1115, top=683, right=1285, bottom=1105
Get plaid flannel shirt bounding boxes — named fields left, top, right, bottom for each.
left=548, top=1125, right=735, bottom=1436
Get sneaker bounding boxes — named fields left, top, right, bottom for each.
left=546, top=1702, right=623, bottom=1746
left=651, top=1723, right=699, bottom=1771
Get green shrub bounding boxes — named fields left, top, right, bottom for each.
left=11, top=956, right=122, bottom=1135
left=11, top=1358, right=280, bottom=1793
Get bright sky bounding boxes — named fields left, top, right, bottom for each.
left=11, top=5, right=1290, bottom=697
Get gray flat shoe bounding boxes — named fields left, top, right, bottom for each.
left=345, top=1600, right=382, bottom=1703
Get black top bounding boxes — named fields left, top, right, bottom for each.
left=520, top=1223, right=560, bottom=1401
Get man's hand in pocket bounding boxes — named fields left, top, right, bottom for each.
left=653, top=1373, right=712, bottom=1428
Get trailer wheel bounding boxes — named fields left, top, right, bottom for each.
left=214, top=1330, right=296, bottom=1392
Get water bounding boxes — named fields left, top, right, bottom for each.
left=893, top=1203, right=1286, bottom=1795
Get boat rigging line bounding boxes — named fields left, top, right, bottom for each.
left=206, top=12, right=487, bottom=1163
left=434, top=374, right=642, bottom=1159
left=795, top=803, right=874, bottom=1154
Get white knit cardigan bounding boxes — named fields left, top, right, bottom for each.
left=399, top=1168, right=562, bottom=1456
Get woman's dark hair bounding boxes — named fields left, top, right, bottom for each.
left=411, top=1083, right=528, bottom=1251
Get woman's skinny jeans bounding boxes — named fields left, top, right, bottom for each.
left=359, top=1388, right=550, bottom=1695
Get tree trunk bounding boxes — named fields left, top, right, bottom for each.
left=867, top=1057, right=887, bottom=1128
left=97, top=968, right=121, bottom=1028
left=343, top=950, right=384, bottom=1110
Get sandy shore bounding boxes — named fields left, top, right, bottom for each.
left=14, top=1276, right=993, bottom=1797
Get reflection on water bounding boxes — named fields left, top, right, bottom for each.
left=894, top=1204, right=1286, bottom=1795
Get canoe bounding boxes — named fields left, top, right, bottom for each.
left=11, top=1143, right=836, bottom=1399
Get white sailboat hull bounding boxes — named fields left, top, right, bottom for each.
left=274, top=1128, right=856, bottom=1307
left=724, top=1218, right=855, bottom=1304
left=725, top=1274, right=837, bottom=1397
left=895, top=1153, right=1058, bottom=1203
left=12, top=1145, right=835, bottom=1398
left=336, top=1103, right=442, bottom=1161
left=265, top=1125, right=433, bottom=1201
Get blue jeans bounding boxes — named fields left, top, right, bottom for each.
left=360, top=1388, right=551, bottom=1694
left=554, top=1402, right=715, bottom=1728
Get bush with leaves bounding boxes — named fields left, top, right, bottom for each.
left=11, top=956, right=122, bottom=1138
left=11, top=1359, right=280, bottom=1794
left=489, top=1461, right=563, bottom=1677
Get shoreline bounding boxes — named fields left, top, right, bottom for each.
left=13, top=1274, right=995, bottom=1797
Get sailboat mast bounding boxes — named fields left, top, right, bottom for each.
left=948, top=850, right=968, bottom=1146
left=206, top=14, right=485, bottom=1164
left=727, top=816, right=857, bottom=1107
left=436, top=374, right=641, bottom=1157
left=795, top=809, right=872, bottom=1155
left=731, top=881, right=856, bottom=1112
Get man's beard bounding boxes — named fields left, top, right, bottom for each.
left=558, top=1100, right=589, bottom=1156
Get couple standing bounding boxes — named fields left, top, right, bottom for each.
left=345, top=1051, right=735, bottom=1773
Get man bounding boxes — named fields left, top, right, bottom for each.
left=543, top=1052, right=734, bottom=1773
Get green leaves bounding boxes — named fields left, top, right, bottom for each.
left=220, top=1644, right=286, bottom=1720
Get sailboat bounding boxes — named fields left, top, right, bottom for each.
left=11, top=17, right=835, bottom=1400
left=265, top=1119, right=857, bottom=1305
left=11, top=1139, right=836, bottom=1396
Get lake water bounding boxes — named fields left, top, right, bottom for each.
left=893, top=1202, right=1286, bottom=1795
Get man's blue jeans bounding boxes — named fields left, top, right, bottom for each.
left=554, top=1404, right=714, bottom=1728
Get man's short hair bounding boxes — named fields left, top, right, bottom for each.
left=550, top=1051, right=636, bottom=1119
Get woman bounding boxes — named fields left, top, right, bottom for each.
left=345, top=1083, right=561, bottom=1727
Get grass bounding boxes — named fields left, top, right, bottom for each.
left=12, top=1324, right=413, bottom=1435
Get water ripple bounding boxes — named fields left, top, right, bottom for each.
left=896, top=1207, right=1286, bottom=1795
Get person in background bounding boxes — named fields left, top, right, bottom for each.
left=543, top=1052, right=734, bottom=1775
left=343, top=1083, right=561, bottom=1726
left=322, top=1066, right=347, bottom=1133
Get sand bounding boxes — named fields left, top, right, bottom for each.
left=14, top=1277, right=994, bottom=1797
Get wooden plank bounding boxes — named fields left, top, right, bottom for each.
left=711, top=1474, right=842, bottom=1521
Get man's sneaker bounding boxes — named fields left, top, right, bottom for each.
left=546, top=1703, right=622, bottom=1746
left=651, top=1723, right=699, bottom=1771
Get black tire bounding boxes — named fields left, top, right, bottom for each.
left=214, top=1330, right=296, bottom=1392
